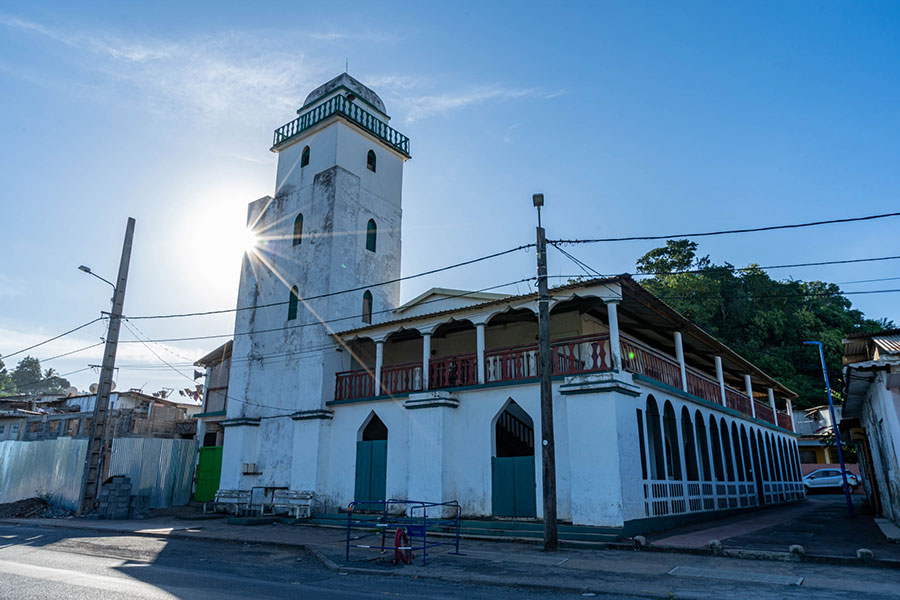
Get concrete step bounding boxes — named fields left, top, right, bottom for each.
left=307, top=513, right=623, bottom=543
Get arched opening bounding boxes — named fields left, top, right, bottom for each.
left=708, top=416, right=725, bottom=481
left=288, top=286, right=299, bottom=321
left=646, top=396, right=666, bottom=480
left=365, top=219, right=377, bottom=253
left=300, top=145, right=310, bottom=168
left=719, top=419, right=735, bottom=482
left=430, top=320, right=476, bottom=389
left=730, top=422, right=745, bottom=482
left=739, top=425, right=753, bottom=482
left=681, top=407, right=699, bottom=481
left=366, top=149, right=376, bottom=172
left=694, top=410, right=711, bottom=481
left=354, top=413, right=387, bottom=507
left=491, top=400, right=536, bottom=518
left=765, top=434, right=778, bottom=482
left=362, top=290, right=373, bottom=324
left=381, top=329, right=425, bottom=394
left=749, top=428, right=765, bottom=505
left=293, top=213, right=304, bottom=246
left=485, top=308, right=539, bottom=382
left=663, top=402, right=682, bottom=480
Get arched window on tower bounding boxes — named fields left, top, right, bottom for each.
left=362, top=290, right=373, bottom=324
left=300, top=146, right=310, bottom=168
left=366, top=219, right=377, bottom=253
left=288, top=286, right=299, bottom=321
left=366, top=149, right=377, bottom=172
left=293, top=213, right=304, bottom=246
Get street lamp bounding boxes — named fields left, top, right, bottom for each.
left=78, top=265, right=116, bottom=290
left=804, top=340, right=854, bottom=518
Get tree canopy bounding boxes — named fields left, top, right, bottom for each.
left=635, top=240, right=894, bottom=408
left=0, top=356, right=71, bottom=396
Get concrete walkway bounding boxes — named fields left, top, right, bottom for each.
left=3, top=513, right=900, bottom=599
left=650, top=495, right=900, bottom=560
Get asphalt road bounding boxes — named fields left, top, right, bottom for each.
left=0, top=523, right=637, bottom=600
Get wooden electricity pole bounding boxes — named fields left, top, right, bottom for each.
left=77, top=217, right=135, bottom=515
left=534, top=193, right=558, bottom=551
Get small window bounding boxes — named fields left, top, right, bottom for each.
left=293, top=213, right=304, bottom=246
left=366, top=149, right=376, bottom=172
left=0, top=425, right=5, bottom=434
left=288, top=285, right=299, bottom=321
left=11, top=424, right=17, bottom=434
left=362, top=290, right=373, bottom=324
left=366, top=219, right=377, bottom=253
left=300, top=146, right=310, bottom=168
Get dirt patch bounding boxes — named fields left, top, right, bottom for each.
left=0, top=498, right=74, bottom=519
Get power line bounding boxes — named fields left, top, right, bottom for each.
left=837, top=275, right=900, bottom=285
left=550, top=211, right=900, bottom=245
left=116, top=278, right=534, bottom=345
left=4, top=366, right=94, bottom=393
left=126, top=244, right=534, bottom=321
left=1, top=318, right=104, bottom=361
left=41, top=342, right=106, bottom=363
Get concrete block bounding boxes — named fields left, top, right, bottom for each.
left=633, top=535, right=647, bottom=549
left=857, top=548, right=874, bottom=560
left=789, top=544, right=805, bottom=557
left=708, top=540, right=723, bottom=555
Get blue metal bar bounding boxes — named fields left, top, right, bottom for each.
left=804, top=341, right=855, bottom=518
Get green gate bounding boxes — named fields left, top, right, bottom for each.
left=491, top=455, right=536, bottom=517
left=194, top=446, right=223, bottom=502
left=354, top=440, right=387, bottom=507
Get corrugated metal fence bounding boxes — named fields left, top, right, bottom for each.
left=108, top=438, right=196, bottom=508
left=0, top=438, right=88, bottom=510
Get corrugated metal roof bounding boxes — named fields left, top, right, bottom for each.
left=873, top=333, right=900, bottom=355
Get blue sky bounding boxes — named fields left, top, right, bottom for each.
left=1, top=1, right=898, bottom=393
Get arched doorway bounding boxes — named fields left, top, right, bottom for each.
left=355, top=413, right=388, bottom=507
left=491, top=400, right=536, bottom=518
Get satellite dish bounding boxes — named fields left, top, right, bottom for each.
left=89, top=383, right=99, bottom=394
left=65, top=387, right=78, bottom=397
left=111, top=381, right=116, bottom=391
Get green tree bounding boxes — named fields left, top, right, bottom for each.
left=0, top=357, right=15, bottom=394
left=10, top=356, right=70, bottom=394
left=636, top=240, right=893, bottom=408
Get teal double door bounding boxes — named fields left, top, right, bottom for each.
left=491, top=455, right=536, bottom=518
left=354, top=440, right=387, bottom=507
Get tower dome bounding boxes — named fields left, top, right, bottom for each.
left=301, top=72, right=388, bottom=117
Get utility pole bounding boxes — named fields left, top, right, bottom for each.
left=77, top=217, right=135, bottom=515
left=804, top=340, right=854, bottom=518
left=534, top=193, right=558, bottom=551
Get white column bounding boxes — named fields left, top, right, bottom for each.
left=745, top=374, right=756, bottom=419
left=714, top=356, right=726, bottom=405
left=422, top=333, right=431, bottom=391
left=786, top=398, right=795, bottom=431
left=674, top=331, right=688, bottom=392
left=767, top=388, right=777, bottom=420
left=374, top=341, right=384, bottom=396
left=476, top=323, right=486, bottom=385
left=606, top=300, right=622, bottom=371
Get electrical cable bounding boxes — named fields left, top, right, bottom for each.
left=1, top=318, right=104, bottom=360
left=550, top=210, right=900, bottom=245
left=126, top=244, right=534, bottom=321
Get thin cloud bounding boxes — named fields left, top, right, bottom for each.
left=400, top=86, right=565, bottom=123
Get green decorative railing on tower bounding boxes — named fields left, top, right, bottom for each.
left=272, top=95, right=410, bottom=156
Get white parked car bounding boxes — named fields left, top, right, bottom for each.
left=802, top=468, right=859, bottom=492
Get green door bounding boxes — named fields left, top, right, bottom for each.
left=195, top=446, right=223, bottom=502
left=491, top=456, right=536, bottom=518
left=354, top=440, right=387, bottom=508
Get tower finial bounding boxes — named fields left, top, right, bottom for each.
left=345, top=58, right=349, bottom=73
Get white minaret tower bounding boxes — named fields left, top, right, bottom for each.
left=220, top=74, right=410, bottom=494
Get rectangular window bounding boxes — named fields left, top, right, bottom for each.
left=799, top=450, right=817, bottom=464
left=11, top=424, right=18, bottom=435
left=0, top=425, right=5, bottom=435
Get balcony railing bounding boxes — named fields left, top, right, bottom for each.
left=272, top=95, right=410, bottom=156
left=332, top=333, right=792, bottom=431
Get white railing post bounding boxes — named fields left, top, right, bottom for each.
left=674, top=331, right=688, bottom=392
left=422, top=333, right=432, bottom=391
left=605, top=300, right=623, bottom=371
left=714, top=356, right=727, bottom=405
left=745, top=374, right=756, bottom=419
left=476, top=323, right=486, bottom=385
left=768, top=388, right=777, bottom=421
left=786, top=398, right=795, bottom=431
left=374, top=341, right=384, bottom=395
